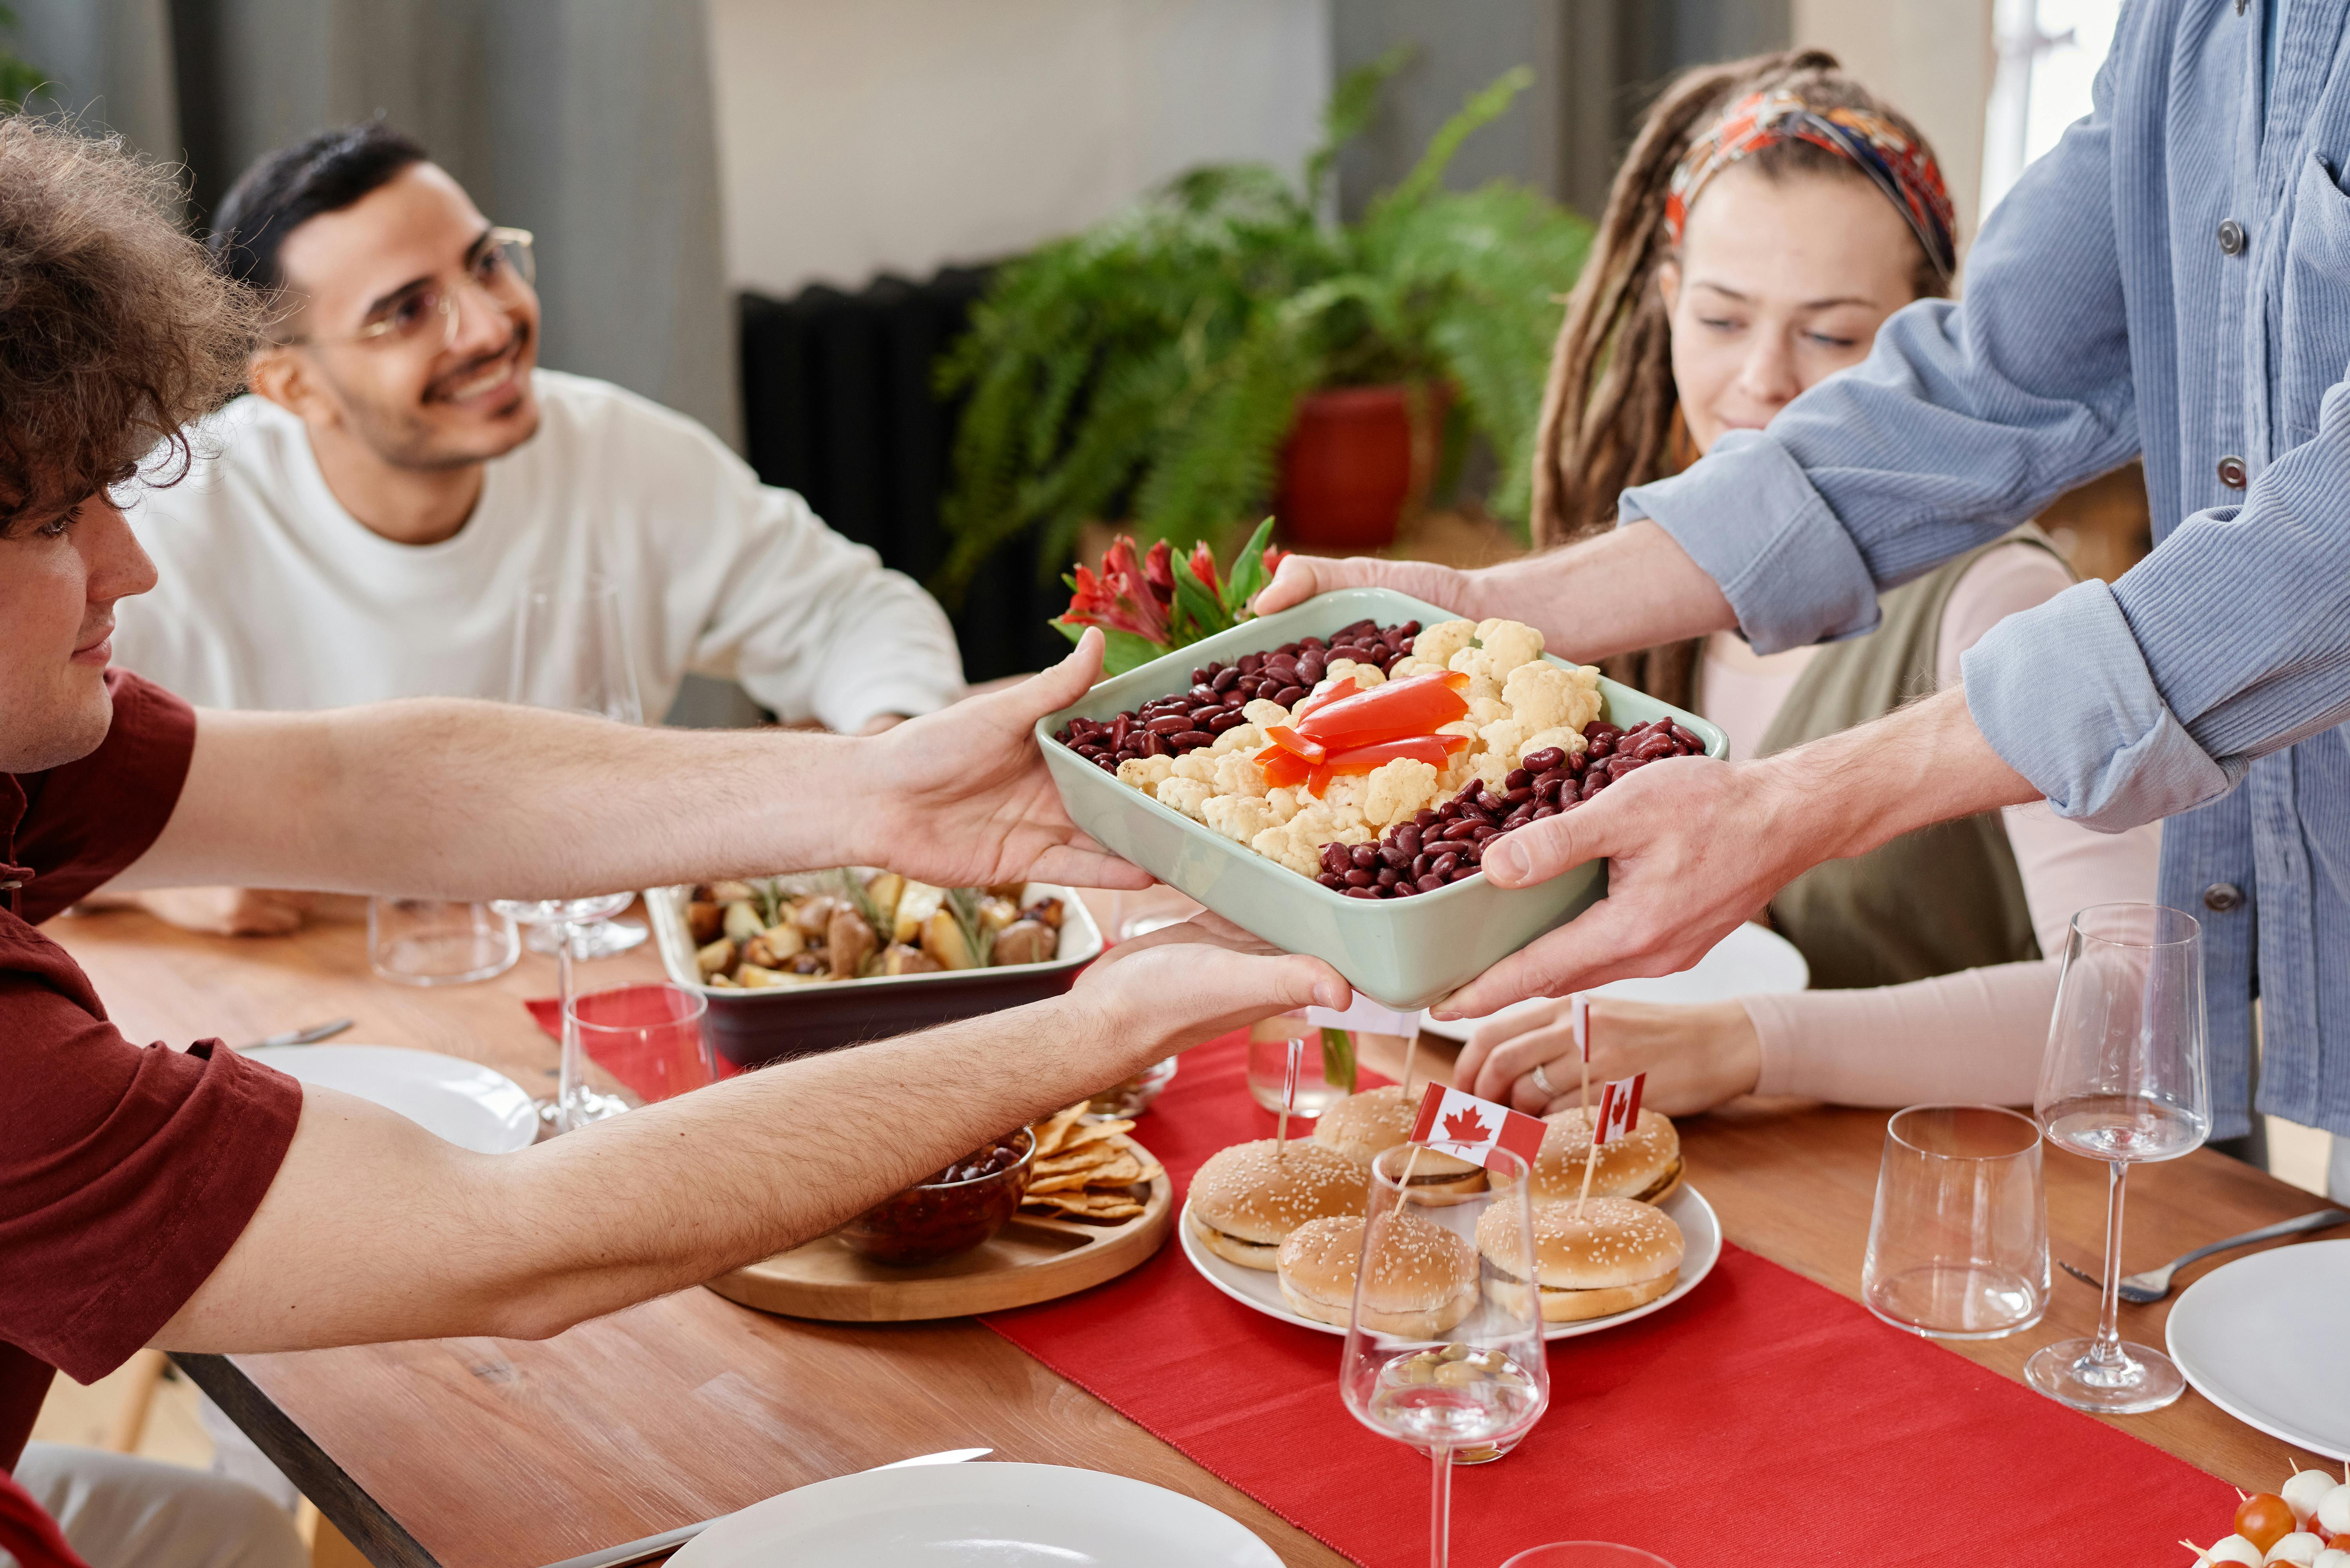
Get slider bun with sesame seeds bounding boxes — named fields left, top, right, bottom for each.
left=1313, top=1086, right=1485, bottom=1195
left=1276, top=1213, right=1479, bottom=1335
left=1475, top=1196, right=1683, bottom=1322
left=1530, top=1107, right=1681, bottom=1205
left=1188, top=1139, right=1370, bottom=1271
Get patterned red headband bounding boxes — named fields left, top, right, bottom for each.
left=1665, top=87, right=1957, bottom=279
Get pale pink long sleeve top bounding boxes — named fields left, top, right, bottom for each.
left=1698, top=543, right=2161, bottom=1107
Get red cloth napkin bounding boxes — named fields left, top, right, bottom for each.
left=0, top=1470, right=90, bottom=1568
left=982, top=1031, right=2234, bottom=1566
left=524, top=994, right=741, bottom=1101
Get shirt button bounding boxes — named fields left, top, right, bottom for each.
left=2218, top=219, right=2246, bottom=255
left=2203, top=882, right=2245, bottom=913
left=2217, top=454, right=2248, bottom=489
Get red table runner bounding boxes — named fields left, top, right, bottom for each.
left=982, top=1031, right=2234, bottom=1567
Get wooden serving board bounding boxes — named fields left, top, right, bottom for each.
left=705, top=1136, right=1173, bottom=1322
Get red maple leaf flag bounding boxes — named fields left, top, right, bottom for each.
left=1594, top=1073, right=1647, bottom=1146
left=1409, top=1082, right=1546, bottom=1171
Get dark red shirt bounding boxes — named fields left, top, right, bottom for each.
left=0, top=673, right=302, bottom=1469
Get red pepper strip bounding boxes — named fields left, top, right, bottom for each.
left=1287, top=677, right=1359, bottom=724
left=1320, top=735, right=1458, bottom=774
left=1306, top=764, right=1334, bottom=798
left=1295, top=673, right=1470, bottom=748
left=1262, top=724, right=1327, bottom=763
left=1256, top=746, right=1311, bottom=789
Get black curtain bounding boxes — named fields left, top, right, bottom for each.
left=738, top=269, right=1070, bottom=685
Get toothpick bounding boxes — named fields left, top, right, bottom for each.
left=1573, top=1134, right=1600, bottom=1220
left=1276, top=1035, right=1302, bottom=1156
left=1401, top=1030, right=1417, bottom=1097
left=1574, top=994, right=1591, bottom=1115
left=1396, top=1142, right=1424, bottom=1196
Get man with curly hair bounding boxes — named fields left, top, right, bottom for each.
left=0, top=117, right=1345, bottom=1565
left=107, top=121, right=965, bottom=938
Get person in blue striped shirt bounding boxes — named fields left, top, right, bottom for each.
left=1263, top=1, right=2350, bottom=1198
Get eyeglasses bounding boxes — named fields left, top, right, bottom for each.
left=287, top=227, right=535, bottom=352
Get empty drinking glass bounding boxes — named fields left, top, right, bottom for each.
left=1502, top=1548, right=1678, bottom=1568
left=1247, top=1012, right=1350, bottom=1119
left=565, top=983, right=714, bottom=1106
left=366, top=897, right=519, bottom=986
left=1862, top=1104, right=2048, bottom=1339
left=2028, top=902, right=2209, bottom=1414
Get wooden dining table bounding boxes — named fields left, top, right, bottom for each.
left=50, top=900, right=2345, bottom=1568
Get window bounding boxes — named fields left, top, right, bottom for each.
left=1979, top=0, right=2124, bottom=220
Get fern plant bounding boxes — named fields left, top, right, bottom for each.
left=933, top=51, right=1593, bottom=599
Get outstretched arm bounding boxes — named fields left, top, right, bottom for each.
left=112, top=631, right=1150, bottom=901
left=156, top=917, right=1347, bottom=1352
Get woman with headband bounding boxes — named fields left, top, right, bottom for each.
left=1447, top=53, right=2156, bottom=1117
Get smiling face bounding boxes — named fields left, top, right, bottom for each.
left=255, top=161, right=540, bottom=470
left=1656, top=160, right=1928, bottom=456
left=0, top=491, right=159, bottom=773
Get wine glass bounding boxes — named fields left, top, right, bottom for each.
left=509, top=574, right=649, bottom=960
left=494, top=890, right=637, bottom=1130
left=2026, top=902, right=2210, bottom=1413
left=1341, top=1144, right=1549, bottom=1568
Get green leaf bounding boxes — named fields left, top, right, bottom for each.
left=1096, top=628, right=1175, bottom=676
left=1166, top=555, right=1228, bottom=643
left=1220, top=516, right=1279, bottom=617
left=1320, top=1028, right=1358, bottom=1095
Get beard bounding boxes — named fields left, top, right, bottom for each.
left=330, top=319, right=541, bottom=471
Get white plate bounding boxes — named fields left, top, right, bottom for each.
left=2165, top=1239, right=2350, bottom=1460
left=1418, top=921, right=1808, bottom=1042
left=1180, top=1181, right=1721, bottom=1341
left=244, top=1044, right=538, bottom=1155
left=669, top=1461, right=1280, bottom=1567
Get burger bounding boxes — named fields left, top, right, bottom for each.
left=1276, top=1211, right=1479, bottom=1335
left=1314, top=1085, right=1486, bottom=1195
left=1187, top=1139, right=1370, bottom=1270
left=1530, top=1106, right=1681, bottom=1205
left=1475, top=1196, right=1684, bottom=1322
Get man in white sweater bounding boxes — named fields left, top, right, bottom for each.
left=114, top=123, right=964, bottom=934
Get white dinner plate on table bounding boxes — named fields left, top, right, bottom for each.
left=1181, top=1181, right=1721, bottom=1341
left=243, top=1044, right=539, bottom=1155
left=1418, top=921, right=1808, bottom=1043
left=2165, top=1239, right=2350, bottom=1460
left=668, top=1461, right=1280, bottom=1567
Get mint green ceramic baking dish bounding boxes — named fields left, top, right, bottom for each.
left=1036, top=587, right=1728, bottom=1009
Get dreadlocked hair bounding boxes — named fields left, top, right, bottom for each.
left=1528, top=51, right=1950, bottom=712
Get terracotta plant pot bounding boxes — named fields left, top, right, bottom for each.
left=1273, top=381, right=1449, bottom=550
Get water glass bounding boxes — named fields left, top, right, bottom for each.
left=1502, top=1549, right=1678, bottom=1568
left=1247, top=1012, right=1349, bottom=1119
left=1862, top=1104, right=2048, bottom=1339
left=565, top=982, right=715, bottom=1106
left=366, top=898, right=519, bottom=986
left=2027, top=902, right=2210, bottom=1414
left=494, top=891, right=638, bottom=1129
left=1341, top=1144, right=1549, bottom=1568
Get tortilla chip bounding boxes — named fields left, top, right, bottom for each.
left=1031, top=1105, right=1089, bottom=1158
left=1034, top=1144, right=1124, bottom=1178
left=1059, top=1118, right=1135, bottom=1151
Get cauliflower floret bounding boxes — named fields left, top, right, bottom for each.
left=1251, top=822, right=1324, bottom=878
left=1470, top=750, right=1515, bottom=793
left=1115, top=755, right=1176, bottom=796
left=1478, top=719, right=1529, bottom=771
left=1468, top=696, right=1511, bottom=728
left=1157, top=777, right=1213, bottom=820
left=1266, top=786, right=1302, bottom=824
left=1364, top=758, right=1441, bottom=826
left=1213, top=748, right=1271, bottom=798
left=1318, top=773, right=1370, bottom=816
left=1519, top=725, right=1585, bottom=762
left=1210, top=722, right=1264, bottom=756
left=1474, top=618, right=1545, bottom=673
left=1447, top=647, right=1507, bottom=705
left=1292, top=798, right=1372, bottom=845
left=1387, top=656, right=1443, bottom=681
left=1242, top=698, right=1291, bottom=729
left=1502, top=662, right=1578, bottom=734
left=1170, top=750, right=1219, bottom=783
left=1414, top=620, right=1478, bottom=666
left=1324, top=658, right=1387, bottom=690
left=1204, top=793, right=1279, bottom=845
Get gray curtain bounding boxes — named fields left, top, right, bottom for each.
left=8, top=0, right=739, bottom=445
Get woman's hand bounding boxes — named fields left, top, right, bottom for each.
left=1454, top=994, right=1763, bottom=1117
left=1070, top=910, right=1350, bottom=1064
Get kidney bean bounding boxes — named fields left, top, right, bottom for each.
left=1469, top=825, right=1499, bottom=844
left=1183, top=686, right=1213, bottom=707
left=1320, top=843, right=1350, bottom=876
left=1410, top=852, right=1432, bottom=878
left=1349, top=843, right=1378, bottom=870
left=1391, top=881, right=1419, bottom=898
left=1313, top=872, right=1342, bottom=889
left=1379, top=842, right=1411, bottom=869
left=1190, top=667, right=1209, bottom=686
left=1412, top=872, right=1444, bottom=893
left=1375, top=867, right=1399, bottom=889
left=1435, top=821, right=1473, bottom=843
left=1209, top=666, right=1239, bottom=693
left=1170, top=730, right=1212, bottom=748
left=1521, top=747, right=1565, bottom=775
left=1579, top=771, right=1605, bottom=800
left=1205, top=710, right=1246, bottom=733
left=1504, top=807, right=1534, bottom=831
left=1343, top=887, right=1380, bottom=900
left=1343, top=868, right=1374, bottom=888
left=1430, top=850, right=1461, bottom=878
left=1415, top=808, right=1441, bottom=828
left=1502, top=768, right=1530, bottom=792
left=1145, top=715, right=1189, bottom=734
left=1093, top=756, right=1118, bottom=773
left=1504, top=785, right=1535, bottom=807
left=1532, top=803, right=1558, bottom=820
left=1145, top=732, right=1173, bottom=757
left=1273, top=684, right=1308, bottom=706
left=1391, top=825, right=1421, bottom=858
left=1185, top=706, right=1220, bottom=727
left=1296, top=654, right=1325, bottom=684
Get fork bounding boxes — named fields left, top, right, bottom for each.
left=2057, top=1207, right=2350, bottom=1303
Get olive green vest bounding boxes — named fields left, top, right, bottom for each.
left=1720, top=527, right=2067, bottom=991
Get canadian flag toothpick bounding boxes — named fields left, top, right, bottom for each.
left=1569, top=994, right=1591, bottom=1113
left=1407, top=1082, right=1546, bottom=1172
left=1575, top=1071, right=1647, bottom=1217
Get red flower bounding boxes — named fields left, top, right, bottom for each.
left=1141, top=539, right=1176, bottom=608
left=1262, top=543, right=1291, bottom=580
left=1187, top=541, right=1220, bottom=594
left=1059, top=535, right=1171, bottom=644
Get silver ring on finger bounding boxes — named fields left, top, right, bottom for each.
left=1530, top=1060, right=1562, bottom=1100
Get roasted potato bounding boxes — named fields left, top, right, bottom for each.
left=991, top=919, right=1056, bottom=967
left=881, top=942, right=942, bottom=976
left=893, top=881, right=945, bottom=944
left=1020, top=898, right=1065, bottom=930
left=977, top=896, right=1020, bottom=933
left=695, top=937, right=735, bottom=978
left=828, top=907, right=879, bottom=979
left=721, top=901, right=766, bottom=943
left=791, top=894, right=845, bottom=939
left=863, top=872, right=904, bottom=931
left=686, top=900, right=724, bottom=944
left=920, top=907, right=978, bottom=970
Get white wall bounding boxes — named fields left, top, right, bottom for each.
left=707, top=0, right=1332, bottom=297
left=1791, top=0, right=1996, bottom=249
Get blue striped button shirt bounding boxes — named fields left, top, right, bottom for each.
left=1616, top=0, right=2350, bottom=1140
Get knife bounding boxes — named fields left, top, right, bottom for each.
left=538, top=1448, right=992, bottom=1568
left=240, top=1018, right=354, bottom=1050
